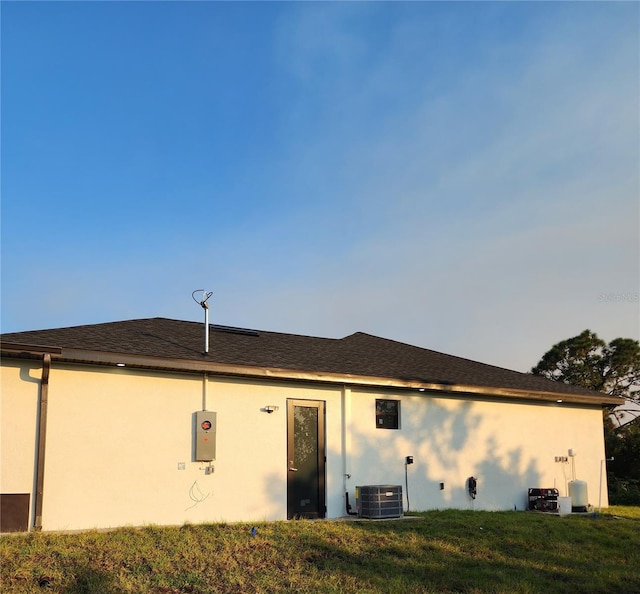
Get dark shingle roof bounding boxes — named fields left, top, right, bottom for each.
left=0, top=317, right=615, bottom=401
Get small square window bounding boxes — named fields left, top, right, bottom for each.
left=376, top=399, right=399, bottom=429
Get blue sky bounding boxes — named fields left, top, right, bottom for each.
left=2, top=1, right=638, bottom=372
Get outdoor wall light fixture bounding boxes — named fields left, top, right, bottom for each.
left=263, top=405, right=279, bottom=414
left=116, top=363, right=126, bottom=367
left=556, top=399, right=563, bottom=403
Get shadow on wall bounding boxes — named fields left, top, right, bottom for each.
left=260, top=393, right=543, bottom=517
left=344, top=395, right=542, bottom=512
left=476, top=436, right=541, bottom=511
left=263, top=469, right=288, bottom=520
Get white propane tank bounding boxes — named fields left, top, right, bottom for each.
left=568, top=480, right=588, bottom=512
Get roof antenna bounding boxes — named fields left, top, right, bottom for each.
left=192, top=289, right=213, bottom=354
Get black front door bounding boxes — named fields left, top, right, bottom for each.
left=287, top=399, right=326, bottom=519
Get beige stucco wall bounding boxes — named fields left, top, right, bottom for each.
left=1, top=359, right=345, bottom=530
left=345, top=389, right=607, bottom=511
left=1, top=358, right=609, bottom=531
left=1, top=360, right=41, bottom=498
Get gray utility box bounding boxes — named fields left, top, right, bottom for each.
left=195, top=411, right=217, bottom=462
left=356, top=485, right=403, bottom=519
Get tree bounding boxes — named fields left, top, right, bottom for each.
left=605, top=418, right=640, bottom=477
left=532, top=330, right=640, bottom=503
left=604, top=415, right=640, bottom=504
left=531, top=329, right=640, bottom=423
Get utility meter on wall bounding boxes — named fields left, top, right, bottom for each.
left=195, top=411, right=217, bottom=462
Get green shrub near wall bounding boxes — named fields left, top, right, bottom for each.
left=609, top=475, right=640, bottom=505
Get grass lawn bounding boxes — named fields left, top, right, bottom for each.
left=1, top=507, right=639, bottom=593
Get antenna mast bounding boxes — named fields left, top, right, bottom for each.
left=192, top=290, right=213, bottom=354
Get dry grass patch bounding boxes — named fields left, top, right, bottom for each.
left=1, top=508, right=639, bottom=593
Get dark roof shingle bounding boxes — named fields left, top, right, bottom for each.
left=0, top=317, right=614, bottom=401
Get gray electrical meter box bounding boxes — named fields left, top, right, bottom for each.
left=195, top=411, right=217, bottom=462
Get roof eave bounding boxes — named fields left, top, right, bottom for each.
left=1, top=344, right=619, bottom=407
left=1, top=341, right=63, bottom=356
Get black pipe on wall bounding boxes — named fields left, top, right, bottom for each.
left=33, top=353, right=51, bottom=531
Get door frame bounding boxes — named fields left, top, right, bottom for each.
left=286, top=398, right=326, bottom=519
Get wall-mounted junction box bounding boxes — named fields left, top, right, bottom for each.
left=195, top=411, right=217, bottom=462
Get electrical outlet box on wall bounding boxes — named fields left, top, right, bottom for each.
left=195, top=411, right=217, bottom=462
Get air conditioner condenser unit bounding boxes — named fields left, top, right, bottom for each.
left=356, top=485, right=403, bottom=519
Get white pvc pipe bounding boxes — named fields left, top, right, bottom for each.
left=202, top=372, right=208, bottom=411
left=598, top=457, right=614, bottom=513
left=204, top=303, right=209, bottom=354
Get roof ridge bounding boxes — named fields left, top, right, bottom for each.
left=341, top=331, right=573, bottom=380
